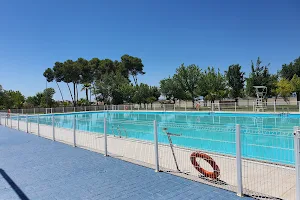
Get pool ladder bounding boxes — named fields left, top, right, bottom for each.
left=111, top=125, right=128, bottom=138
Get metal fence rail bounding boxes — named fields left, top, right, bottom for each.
left=2, top=101, right=300, bottom=115
left=0, top=112, right=299, bottom=200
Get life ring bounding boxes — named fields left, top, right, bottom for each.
left=190, top=152, right=220, bottom=179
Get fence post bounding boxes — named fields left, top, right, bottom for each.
left=298, top=101, right=300, bottom=113
left=236, top=124, right=243, bottom=197
left=26, top=114, right=28, bottom=133
left=34, top=108, right=36, bottom=115
left=174, top=104, right=176, bottom=112
left=253, top=101, right=255, bottom=112
left=74, top=107, right=76, bottom=112
left=73, top=115, right=76, bottom=147
left=17, top=114, right=19, bottom=130
left=85, top=106, right=86, bottom=112
left=153, top=120, right=159, bottom=172
left=164, top=104, right=166, bottom=112
left=10, top=115, right=12, bottom=128
left=22, top=109, right=24, bottom=114
left=235, top=102, right=237, bottom=112
left=52, top=114, right=55, bottom=141
left=0, top=113, right=1, bottom=125
left=37, top=114, right=40, bottom=137
left=63, top=107, right=65, bottom=113
left=185, top=101, right=187, bottom=111
left=104, top=117, right=108, bottom=156
left=294, top=126, right=300, bottom=200
left=274, top=102, right=276, bottom=113
left=95, top=106, right=97, bottom=111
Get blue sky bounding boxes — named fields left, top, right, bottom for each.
left=0, top=0, right=300, bottom=100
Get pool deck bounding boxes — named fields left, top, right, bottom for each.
left=0, top=126, right=252, bottom=200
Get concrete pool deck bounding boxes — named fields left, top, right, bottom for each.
left=0, top=125, right=253, bottom=200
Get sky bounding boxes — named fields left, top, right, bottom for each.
left=0, top=0, right=300, bottom=100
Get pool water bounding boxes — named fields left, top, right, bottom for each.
left=25, top=111, right=297, bottom=165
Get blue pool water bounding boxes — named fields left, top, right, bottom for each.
left=24, top=111, right=297, bottom=165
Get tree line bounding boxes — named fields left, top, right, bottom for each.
left=161, top=57, right=300, bottom=107
left=1, top=55, right=300, bottom=109
left=0, top=86, right=56, bottom=109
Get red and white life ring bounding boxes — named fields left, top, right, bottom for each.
left=190, top=152, right=220, bottom=179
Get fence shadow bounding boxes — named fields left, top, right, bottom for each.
left=0, top=169, right=29, bottom=200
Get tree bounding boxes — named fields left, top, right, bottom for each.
left=246, top=57, right=275, bottom=98
left=160, top=77, right=187, bottom=102
left=78, top=58, right=93, bottom=102
left=0, top=85, right=4, bottom=108
left=290, top=75, right=300, bottom=101
left=133, top=83, right=151, bottom=106
left=225, top=64, right=245, bottom=102
left=94, top=71, right=129, bottom=104
left=173, top=64, right=202, bottom=107
left=119, top=84, right=135, bottom=103
left=63, top=59, right=81, bottom=106
left=41, top=88, right=56, bottom=108
left=121, top=54, right=145, bottom=85
left=280, top=57, right=300, bottom=100
left=199, top=67, right=227, bottom=103
left=1, top=90, right=25, bottom=109
left=276, top=79, right=292, bottom=103
left=26, top=92, right=44, bottom=107
left=43, top=67, right=64, bottom=102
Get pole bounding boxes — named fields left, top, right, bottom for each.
left=73, top=115, right=76, bottom=147
left=10, top=114, right=12, bottom=128
left=17, top=114, right=19, bottom=130
left=253, top=101, right=255, bottom=112
left=74, top=107, right=76, bottom=112
left=236, top=124, right=243, bottom=197
left=185, top=101, right=187, bottom=111
left=104, top=117, right=108, bottom=156
left=174, top=104, right=175, bottom=112
left=235, top=102, right=237, bottom=112
left=274, top=101, right=276, bottom=113
left=294, top=126, right=300, bottom=200
left=34, top=108, right=36, bottom=115
left=26, top=114, right=28, bottom=133
left=63, top=107, right=65, bottom=113
left=52, top=114, right=55, bottom=141
left=37, top=114, right=40, bottom=137
left=22, top=109, right=24, bottom=114
left=154, top=120, right=159, bottom=172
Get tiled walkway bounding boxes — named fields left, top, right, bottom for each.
left=0, top=126, right=252, bottom=200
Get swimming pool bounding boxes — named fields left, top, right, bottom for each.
left=23, top=111, right=296, bottom=165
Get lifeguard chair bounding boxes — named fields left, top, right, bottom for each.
left=253, top=86, right=267, bottom=112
